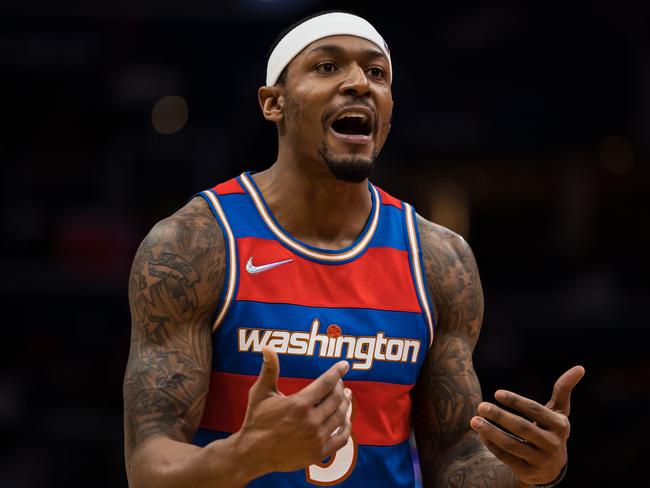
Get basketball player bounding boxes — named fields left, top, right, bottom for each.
left=123, top=11, right=584, bottom=488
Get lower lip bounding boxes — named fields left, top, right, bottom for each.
left=329, top=127, right=372, bottom=145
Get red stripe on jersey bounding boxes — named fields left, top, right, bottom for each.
left=212, top=178, right=245, bottom=195
left=236, top=237, right=421, bottom=313
left=376, top=187, right=402, bottom=209
left=199, top=371, right=413, bottom=446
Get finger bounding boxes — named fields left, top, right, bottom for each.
left=477, top=434, right=531, bottom=476
left=322, top=416, right=352, bottom=457
left=249, top=347, right=280, bottom=402
left=494, top=390, right=565, bottom=431
left=296, top=361, right=350, bottom=404
left=321, top=388, right=351, bottom=435
left=546, top=365, right=585, bottom=416
left=477, top=402, right=555, bottom=450
left=314, top=381, right=346, bottom=421
left=470, top=417, right=541, bottom=464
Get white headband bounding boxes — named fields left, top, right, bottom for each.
left=266, top=12, right=392, bottom=86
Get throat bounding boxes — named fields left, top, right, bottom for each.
left=283, top=211, right=368, bottom=250
left=250, top=168, right=374, bottom=251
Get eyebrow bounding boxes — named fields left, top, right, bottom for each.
left=306, top=44, right=387, bottom=61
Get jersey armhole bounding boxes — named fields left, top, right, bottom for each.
left=194, top=190, right=238, bottom=333
left=403, top=203, right=437, bottom=348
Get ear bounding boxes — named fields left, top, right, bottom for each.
left=258, top=85, right=284, bottom=123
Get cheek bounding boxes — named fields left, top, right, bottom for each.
left=285, top=91, right=321, bottom=128
left=377, top=96, right=393, bottom=127
left=283, top=98, right=302, bottom=124
left=290, top=81, right=330, bottom=121
left=378, top=111, right=392, bottom=137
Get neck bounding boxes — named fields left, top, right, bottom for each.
left=251, top=155, right=373, bottom=251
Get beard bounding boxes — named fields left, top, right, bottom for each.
left=318, top=141, right=378, bottom=183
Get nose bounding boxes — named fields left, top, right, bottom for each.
left=339, top=64, right=371, bottom=97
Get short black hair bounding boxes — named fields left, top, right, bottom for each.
left=268, top=9, right=356, bottom=86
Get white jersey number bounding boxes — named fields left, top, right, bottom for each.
left=305, top=400, right=357, bottom=485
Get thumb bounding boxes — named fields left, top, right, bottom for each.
left=249, top=346, right=280, bottom=403
left=546, top=365, right=585, bottom=416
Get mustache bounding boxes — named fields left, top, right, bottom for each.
left=321, top=97, right=376, bottom=129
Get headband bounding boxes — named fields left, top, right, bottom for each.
left=266, top=12, right=392, bottom=86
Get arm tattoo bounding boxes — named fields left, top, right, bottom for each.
left=413, top=215, right=519, bottom=487
left=446, top=451, right=515, bottom=488
left=123, top=198, right=225, bottom=459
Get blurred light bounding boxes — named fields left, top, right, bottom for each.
left=152, top=95, right=188, bottom=134
left=429, top=180, right=471, bottom=239
left=599, top=135, right=634, bottom=175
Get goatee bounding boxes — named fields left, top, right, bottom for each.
left=318, top=142, right=378, bottom=183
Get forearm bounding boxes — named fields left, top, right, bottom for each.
left=127, top=433, right=258, bottom=488
left=428, top=434, right=530, bottom=488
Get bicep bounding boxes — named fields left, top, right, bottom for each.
left=123, top=200, right=225, bottom=458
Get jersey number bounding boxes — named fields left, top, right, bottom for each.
left=305, top=400, right=357, bottom=485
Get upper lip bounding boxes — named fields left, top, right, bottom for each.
left=329, top=104, right=375, bottom=134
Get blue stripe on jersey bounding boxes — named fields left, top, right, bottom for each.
left=212, top=300, right=427, bottom=385
left=369, top=205, right=408, bottom=250
left=193, top=428, right=417, bottom=488
left=217, top=192, right=275, bottom=242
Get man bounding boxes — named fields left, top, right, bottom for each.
left=123, top=11, right=584, bottom=488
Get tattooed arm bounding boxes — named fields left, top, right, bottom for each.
left=413, top=215, right=582, bottom=487
left=412, top=216, right=525, bottom=488
left=124, top=197, right=353, bottom=487
left=123, top=197, right=251, bottom=488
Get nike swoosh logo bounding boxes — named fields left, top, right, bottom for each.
left=246, top=257, right=293, bottom=274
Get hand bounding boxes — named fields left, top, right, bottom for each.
left=470, top=365, right=585, bottom=486
left=233, top=346, right=352, bottom=479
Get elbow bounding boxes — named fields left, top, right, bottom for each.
left=125, top=445, right=169, bottom=488
left=125, top=450, right=148, bottom=488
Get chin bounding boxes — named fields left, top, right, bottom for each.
left=319, top=143, right=378, bottom=183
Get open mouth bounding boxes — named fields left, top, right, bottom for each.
left=331, top=111, right=372, bottom=137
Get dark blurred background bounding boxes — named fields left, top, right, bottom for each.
left=1, top=0, right=648, bottom=486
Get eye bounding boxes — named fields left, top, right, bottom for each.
left=316, top=62, right=337, bottom=74
left=367, top=66, right=386, bottom=79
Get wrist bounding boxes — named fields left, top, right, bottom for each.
left=510, top=462, right=568, bottom=488
left=203, top=432, right=260, bottom=487
left=225, top=430, right=269, bottom=483
left=533, top=462, right=568, bottom=488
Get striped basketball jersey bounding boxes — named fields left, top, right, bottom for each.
left=192, top=172, right=435, bottom=487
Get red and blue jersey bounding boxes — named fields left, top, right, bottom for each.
left=193, top=172, right=435, bottom=487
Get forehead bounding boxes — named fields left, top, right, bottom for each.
left=295, top=35, right=388, bottom=62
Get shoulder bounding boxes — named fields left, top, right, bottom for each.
left=146, top=196, right=224, bottom=251
left=129, top=196, right=226, bottom=309
left=415, top=214, right=483, bottom=342
left=415, top=213, right=472, bottom=266
left=415, top=214, right=477, bottom=298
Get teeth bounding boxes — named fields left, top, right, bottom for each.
left=336, top=111, right=368, bottom=122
